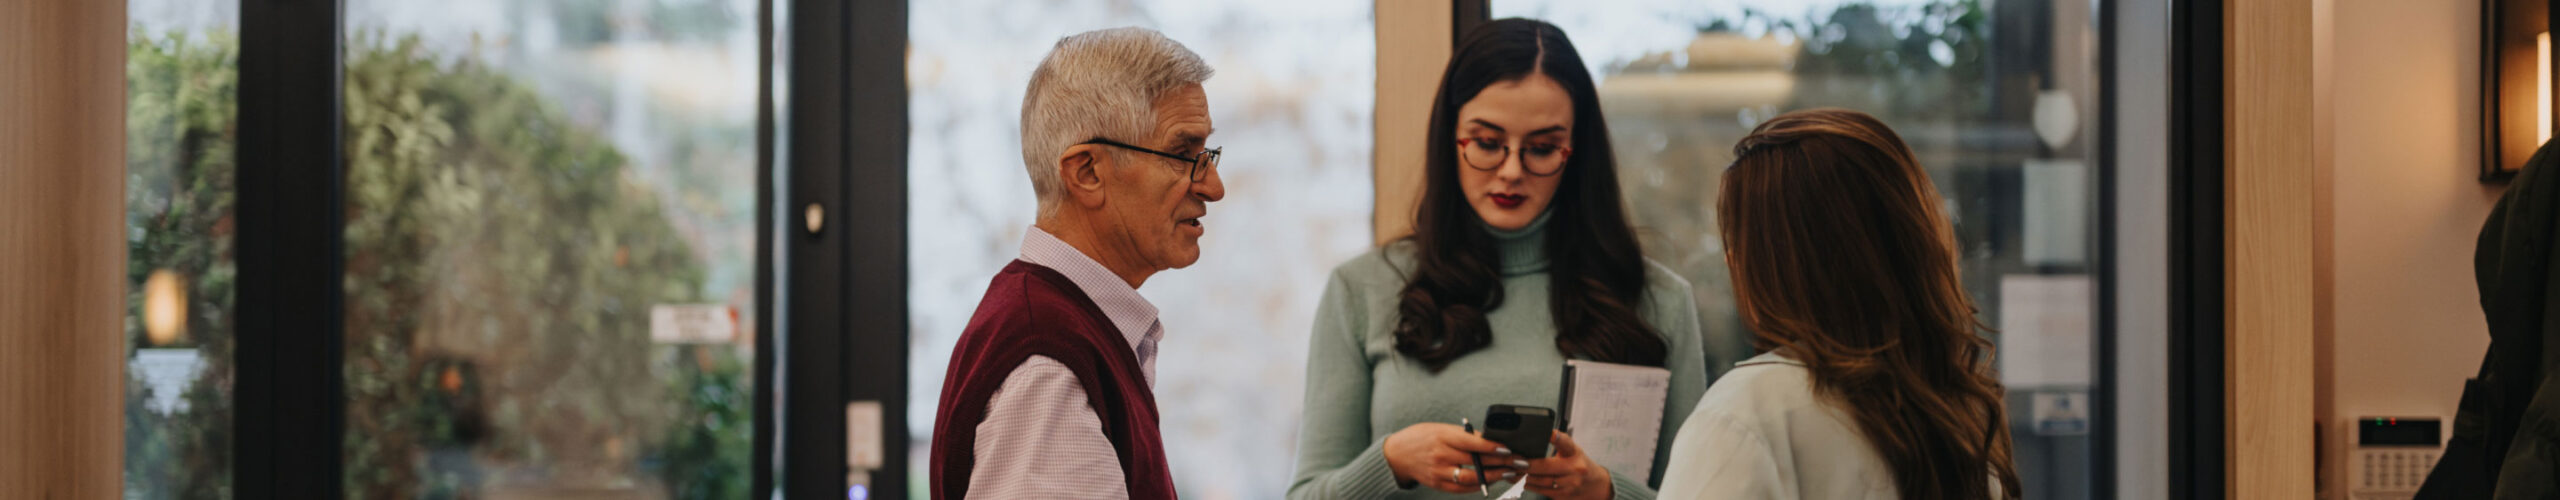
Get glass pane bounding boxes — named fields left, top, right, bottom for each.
left=908, top=1, right=1375, bottom=497
left=1495, top=0, right=2105, bottom=497
left=125, top=2, right=238, bottom=497
left=339, top=1, right=762, bottom=498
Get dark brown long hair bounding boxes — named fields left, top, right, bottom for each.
left=1391, top=18, right=1664, bottom=373
left=1719, top=108, right=2021, bottom=499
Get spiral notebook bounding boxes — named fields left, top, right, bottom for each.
left=1557, top=359, right=1672, bottom=484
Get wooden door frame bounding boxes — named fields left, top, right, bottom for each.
left=2175, top=0, right=2319, bottom=497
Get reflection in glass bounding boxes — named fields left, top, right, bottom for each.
left=339, top=0, right=761, bottom=497
left=1497, top=0, right=2104, bottom=497
left=908, top=1, right=1375, bottom=497
left=125, top=1, right=239, bottom=496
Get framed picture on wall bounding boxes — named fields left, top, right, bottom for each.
left=2481, top=0, right=2560, bottom=182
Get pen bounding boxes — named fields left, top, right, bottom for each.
left=1464, top=417, right=1488, bottom=496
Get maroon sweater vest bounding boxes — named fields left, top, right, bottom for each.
left=929, top=260, right=1176, bottom=500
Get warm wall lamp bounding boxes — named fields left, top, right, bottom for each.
left=2484, top=0, right=2560, bottom=182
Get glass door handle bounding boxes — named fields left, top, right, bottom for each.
left=805, top=202, right=826, bottom=235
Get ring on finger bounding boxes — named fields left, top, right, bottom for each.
left=1453, top=467, right=1464, bottom=485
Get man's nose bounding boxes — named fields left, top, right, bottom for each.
left=1193, top=167, right=1225, bottom=202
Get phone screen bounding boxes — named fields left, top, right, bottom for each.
left=1482, top=404, right=1555, bottom=458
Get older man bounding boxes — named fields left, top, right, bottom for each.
left=928, top=27, right=1221, bottom=500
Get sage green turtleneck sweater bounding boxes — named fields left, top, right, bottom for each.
left=1288, top=212, right=1710, bottom=500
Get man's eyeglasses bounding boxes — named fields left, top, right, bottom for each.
left=1082, top=137, right=1221, bottom=183
left=1457, top=137, right=1571, bottom=176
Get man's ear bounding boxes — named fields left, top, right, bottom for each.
left=1057, top=143, right=1111, bottom=209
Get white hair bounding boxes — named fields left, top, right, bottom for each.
left=1020, top=27, right=1214, bottom=219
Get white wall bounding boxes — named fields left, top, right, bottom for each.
left=2316, top=0, right=2509, bottom=496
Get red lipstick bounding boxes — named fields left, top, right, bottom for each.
left=1490, top=193, right=1526, bottom=208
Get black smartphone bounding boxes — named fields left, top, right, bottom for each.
left=1482, top=404, right=1555, bottom=459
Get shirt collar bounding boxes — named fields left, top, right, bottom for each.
left=1735, top=350, right=1806, bottom=368
left=1018, top=226, right=1162, bottom=352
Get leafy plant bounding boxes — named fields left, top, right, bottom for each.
left=1734, top=0, right=1993, bottom=119
left=338, top=30, right=731, bottom=499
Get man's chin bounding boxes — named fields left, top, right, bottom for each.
left=1164, top=247, right=1202, bottom=269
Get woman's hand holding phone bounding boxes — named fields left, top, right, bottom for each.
left=1519, top=430, right=1613, bottom=500
left=1383, top=422, right=1526, bottom=493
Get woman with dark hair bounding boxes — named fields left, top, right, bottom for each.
left=1289, top=19, right=1708, bottom=500
left=1655, top=108, right=2021, bottom=500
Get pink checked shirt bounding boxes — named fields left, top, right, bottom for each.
left=963, top=226, right=1164, bottom=499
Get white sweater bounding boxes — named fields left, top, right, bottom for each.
left=1655, top=352, right=1900, bottom=500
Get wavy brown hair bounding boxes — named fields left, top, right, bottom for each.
left=1391, top=19, right=1665, bottom=373
left=1719, top=108, right=2021, bottom=499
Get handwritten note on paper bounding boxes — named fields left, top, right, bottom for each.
left=1562, top=360, right=1672, bottom=484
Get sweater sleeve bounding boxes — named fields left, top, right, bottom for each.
left=1623, top=264, right=1711, bottom=498
left=1288, top=266, right=1412, bottom=500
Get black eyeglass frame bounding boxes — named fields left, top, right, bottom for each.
left=1082, top=137, right=1221, bottom=182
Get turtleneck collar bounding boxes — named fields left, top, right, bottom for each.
left=1483, top=209, right=1553, bottom=276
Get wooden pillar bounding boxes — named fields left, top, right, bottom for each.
left=2226, top=0, right=2317, bottom=496
left=1373, top=0, right=1453, bottom=244
left=0, top=0, right=127, bottom=496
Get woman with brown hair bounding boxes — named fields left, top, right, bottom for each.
left=1654, top=108, right=2021, bottom=500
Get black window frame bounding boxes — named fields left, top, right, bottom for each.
left=776, top=0, right=912, bottom=498
left=2168, top=0, right=2229, bottom=497
left=234, top=0, right=347, bottom=497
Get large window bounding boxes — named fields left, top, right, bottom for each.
left=124, top=2, right=238, bottom=497
left=124, top=1, right=767, bottom=497
left=335, top=0, right=762, bottom=497
left=115, top=0, right=2132, bottom=497
left=906, top=1, right=1376, bottom=497
left=1497, top=0, right=2108, bottom=496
